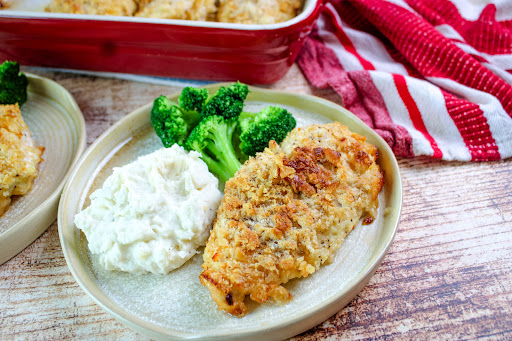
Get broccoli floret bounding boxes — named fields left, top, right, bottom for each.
left=151, top=82, right=253, bottom=182
left=0, top=61, right=28, bottom=106
left=151, top=95, right=201, bottom=147
left=179, top=86, right=208, bottom=112
left=239, top=106, right=296, bottom=157
left=185, top=115, right=241, bottom=183
left=201, top=81, right=249, bottom=119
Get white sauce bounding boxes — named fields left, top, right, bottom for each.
left=74, top=145, right=222, bottom=274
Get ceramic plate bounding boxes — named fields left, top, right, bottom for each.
left=0, top=74, right=86, bottom=265
left=58, top=85, right=402, bottom=340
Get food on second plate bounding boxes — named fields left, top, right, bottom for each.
left=45, top=0, right=139, bottom=16
left=0, top=104, right=44, bottom=216
left=74, top=145, right=222, bottom=274
left=151, top=82, right=296, bottom=183
left=0, top=60, right=28, bottom=106
left=44, top=0, right=304, bottom=24
left=135, top=0, right=217, bottom=21
left=217, top=0, right=302, bottom=24
left=199, top=122, right=384, bottom=316
left=0, top=61, right=44, bottom=216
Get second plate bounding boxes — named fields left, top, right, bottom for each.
left=0, top=74, right=86, bottom=265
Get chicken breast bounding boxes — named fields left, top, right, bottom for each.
left=216, top=0, right=302, bottom=24
left=0, top=0, right=13, bottom=10
left=46, top=0, right=139, bottom=16
left=199, top=122, right=384, bottom=316
left=135, top=0, right=217, bottom=21
left=44, top=0, right=302, bottom=23
left=0, top=104, right=44, bottom=216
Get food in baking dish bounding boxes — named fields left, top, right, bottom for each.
left=0, top=104, right=44, bottom=216
left=135, top=0, right=217, bottom=21
left=45, top=0, right=140, bottom=16
left=217, top=0, right=302, bottom=24
left=44, top=0, right=303, bottom=24
left=199, top=122, right=384, bottom=316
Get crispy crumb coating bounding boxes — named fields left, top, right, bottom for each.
left=217, top=0, right=302, bottom=24
left=135, top=0, right=217, bottom=21
left=0, top=104, right=44, bottom=216
left=200, top=122, right=384, bottom=316
left=46, top=0, right=139, bottom=16
left=44, top=0, right=302, bottom=23
left=0, top=1, right=13, bottom=9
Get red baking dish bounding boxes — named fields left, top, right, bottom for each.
left=0, top=0, right=325, bottom=84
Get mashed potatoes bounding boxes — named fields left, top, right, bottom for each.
left=74, top=145, right=222, bottom=274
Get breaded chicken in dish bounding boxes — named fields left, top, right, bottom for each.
left=199, top=122, right=383, bottom=316
left=46, top=0, right=139, bottom=16
left=135, top=0, right=217, bottom=21
left=45, top=0, right=302, bottom=23
left=216, top=0, right=302, bottom=24
left=0, top=104, right=44, bottom=216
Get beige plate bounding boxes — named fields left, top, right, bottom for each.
left=58, top=85, right=402, bottom=341
left=0, top=74, right=86, bottom=265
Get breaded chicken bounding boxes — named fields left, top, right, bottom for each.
left=46, top=0, right=139, bottom=16
left=199, top=122, right=383, bottom=316
left=135, top=0, right=217, bottom=21
left=0, top=0, right=13, bottom=9
left=0, top=104, right=44, bottom=216
left=216, top=0, right=302, bottom=24
left=44, top=0, right=302, bottom=23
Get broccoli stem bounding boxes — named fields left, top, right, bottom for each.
left=200, top=153, right=235, bottom=184
left=204, top=124, right=241, bottom=183
left=181, top=108, right=201, bottom=129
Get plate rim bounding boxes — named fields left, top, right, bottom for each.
left=0, top=73, right=87, bottom=265
left=58, top=84, right=402, bottom=340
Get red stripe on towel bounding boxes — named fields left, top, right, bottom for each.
left=324, top=4, right=376, bottom=71
left=441, top=91, right=501, bottom=161
left=393, top=74, right=443, bottom=158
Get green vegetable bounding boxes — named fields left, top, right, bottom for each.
left=179, top=86, right=208, bottom=112
left=151, top=83, right=248, bottom=148
left=150, top=82, right=297, bottom=183
left=150, top=95, right=201, bottom=147
left=238, top=106, right=296, bottom=157
left=185, top=115, right=241, bottom=183
left=0, top=61, right=28, bottom=106
left=201, top=81, right=249, bottom=119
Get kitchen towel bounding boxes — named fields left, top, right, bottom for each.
left=297, top=0, right=512, bottom=161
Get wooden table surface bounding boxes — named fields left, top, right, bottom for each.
left=1, top=65, right=511, bottom=340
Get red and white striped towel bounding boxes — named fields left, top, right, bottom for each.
left=297, top=0, right=512, bottom=161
